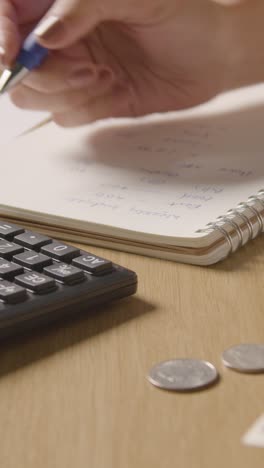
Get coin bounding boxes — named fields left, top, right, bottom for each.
left=222, top=343, right=264, bottom=373
left=147, top=359, right=218, bottom=391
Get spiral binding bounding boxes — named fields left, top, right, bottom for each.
left=196, top=188, right=264, bottom=256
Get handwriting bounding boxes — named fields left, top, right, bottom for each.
left=194, top=185, right=224, bottom=194
left=218, top=168, right=253, bottom=177
left=130, top=207, right=180, bottom=220
left=168, top=202, right=202, bottom=210
left=67, top=198, right=119, bottom=210
left=179, top=193, right=213, bottom=202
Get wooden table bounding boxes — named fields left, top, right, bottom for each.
left=0, top=236, right=263, bottom=468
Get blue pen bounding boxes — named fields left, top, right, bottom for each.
left=0, top=32, right=48, bottom=94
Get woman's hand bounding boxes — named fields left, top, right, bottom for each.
left=0, top=0, right=256, bottom=126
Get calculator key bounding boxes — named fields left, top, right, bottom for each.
left=14, top=231, right=52, bottom=250
left=0, top=240, right=24, bottom=259
left=13, top=251, right=52, bottom=271
left=0, top=280, right=27, bottom=304
left=15, top=272, right=56, bottom=293
left=72, top=254, right=113, bottom=275
left=41, top=242, right=80, bottom=262
left=0, top=222, right=24, bottom=239
left=0, top=259, right=24, bottom=280
left=44, top=263, right=85, bottom=285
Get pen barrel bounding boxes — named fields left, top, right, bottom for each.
left=16, top=33, right=49, bottom=71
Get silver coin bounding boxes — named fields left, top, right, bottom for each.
left=222, top=343, right=264, bottom=373
left=147, top=359, right=218, bottom=391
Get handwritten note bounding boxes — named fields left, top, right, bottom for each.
left=1, top=89, right=264, bottom=241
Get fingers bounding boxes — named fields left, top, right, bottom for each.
left=13, top=0, right=54, bottom=24
left=0, top=0, right=56, bottom=66
left=20, top=37, right=116, bottom=94
left=11, top=78, right=135, bottom=127
left=22, top=45, right=97, bottom=93
left=9, top=65, right=116, bottom=113
left=52, top=84, right=135, bottom=127
left=10, top=85, right=94, bottom=112
left=33, top=0, right=108, bottom=49
left=0, top=0, right=20, bottom=66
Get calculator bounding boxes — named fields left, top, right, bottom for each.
left=0, top=220, right=137, bottom=340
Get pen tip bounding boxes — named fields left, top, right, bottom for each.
left=0, top=69, right=12, bottom=94
left=0, top=64, right=28, bottom=94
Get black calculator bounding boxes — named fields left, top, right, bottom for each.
left=0, top=220, right=137, bottom=340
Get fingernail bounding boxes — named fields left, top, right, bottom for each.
left=34, top=15, right=63, bottom=41
left=0, top=46, right=6, bottom=67
left=68, top=68, right=96, bottom=88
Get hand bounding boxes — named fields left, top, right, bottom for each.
left=0, top=0, right=257, bottom=127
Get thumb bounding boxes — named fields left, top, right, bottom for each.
left=34, top=0, right=106, bottom=49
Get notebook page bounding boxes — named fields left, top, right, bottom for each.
left=0, top=94, right=48, bottom=144
left=1, top=85, right=264, bottom=244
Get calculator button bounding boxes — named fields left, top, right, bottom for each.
left=72, top=254, right=113, bottom=275
left=41, top=242, right=80, bottom=262
left=0, top=259, right=24, bottom=280
left=0, top=240, right=24, bottom=259
left=13, top=251, right=52, bottom=271
left=44, top=263, right=85, bottom=285
left=14, top=231, right=52, bottom=250
left=0, top=280, right=27, bottom=304
left=15, top=272, right=56, bottom=293
left=0, top=222, right=24, bottom=239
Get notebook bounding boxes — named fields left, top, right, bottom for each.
left=0, top=94, right=48, bottom=144
left=1, top=84, right=264, bottom=265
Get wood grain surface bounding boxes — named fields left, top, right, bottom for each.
left=0, top=236, right=263, bottom=468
